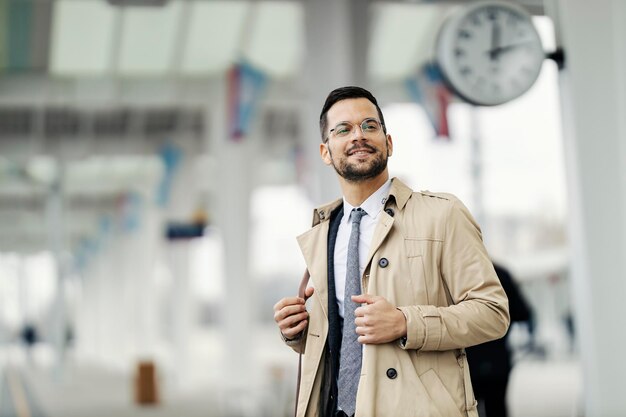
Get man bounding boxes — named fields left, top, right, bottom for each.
left=273, top=86, right=509, bottom=417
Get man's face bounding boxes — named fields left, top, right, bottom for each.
left=320, top=98, right=393, bottom=183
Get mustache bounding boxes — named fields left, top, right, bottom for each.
left=347, top=143, right=377, bottom=154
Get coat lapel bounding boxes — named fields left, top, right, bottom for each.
left=297, top=221, right=330, bottom=319
left=364, top=178, right=412, bottom=267
left=366, top=210, right=394, bottom=265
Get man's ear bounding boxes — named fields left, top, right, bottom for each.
left=386, top=134, right=393, bottom=157
left=320, top=142, right=332, bottom=165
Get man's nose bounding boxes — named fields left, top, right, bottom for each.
left=350, top=125, right=366, bottom=139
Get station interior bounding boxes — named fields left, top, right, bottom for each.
left=0, top=0, right=624, bottom=416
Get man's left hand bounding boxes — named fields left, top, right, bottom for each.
left=353, top=294, right=407, bottom=344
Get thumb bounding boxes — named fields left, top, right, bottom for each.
left=352, top=293, right=376, bottom=304
left=304, top=286, right=315, bottom=300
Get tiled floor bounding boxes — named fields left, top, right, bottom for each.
left=0, top=335, right=583, bottom=417
left=508, top=359, right=583, bottom=417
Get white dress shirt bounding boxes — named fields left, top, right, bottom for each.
left=334, top=179, right=392, bottom=318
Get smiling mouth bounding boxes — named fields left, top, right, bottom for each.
left=349, top=150, right=372, bottom=157
left=347, top=145, right=376, bottom=156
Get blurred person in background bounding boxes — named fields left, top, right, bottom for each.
left=466, top=263, right=532, bottom=417
left=273, top=86, right=510, bottom=417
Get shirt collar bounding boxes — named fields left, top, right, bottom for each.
left=342, top=178, right=392, bottom=222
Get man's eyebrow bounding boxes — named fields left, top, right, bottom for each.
left=334, top=117, right=377, bottom=125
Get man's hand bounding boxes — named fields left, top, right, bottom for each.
left=273, top=287, right=315, bottom=340
left=353, top=294, right=407, bottom=344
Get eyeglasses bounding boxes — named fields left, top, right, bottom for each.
left=328, top=118, right=384, bottom=140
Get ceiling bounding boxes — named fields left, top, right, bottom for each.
left=0, top=0, right=549, bottom=253
left=0, top=0, right=545, bottom=79
left=0, top=0, right=464, bottom=80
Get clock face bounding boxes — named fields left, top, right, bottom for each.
left=436, top=1, right=545, bottom=106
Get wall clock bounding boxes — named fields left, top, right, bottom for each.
left=436, top=1, right=545, bottom=106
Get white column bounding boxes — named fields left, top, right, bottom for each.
left=302, top=0, right=371, bottom=204
left=123, top=193, right=162, bottom=367
left=553, top=1, right=626, bottom=415
left=167, top=240, right=192, bottom=389
left=92, top=250, right=109, bottom=364
left=75, top=265, right=98, bottom=361
left=469, top=107, right=484, bottom=227
left=162, top=156, right=198, bottom=389
left=209, top=80, right=254, bottom=389
left=45, top=165, right=68, bottom=374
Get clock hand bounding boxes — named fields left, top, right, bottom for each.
left=490, top=22, right=496, bottom=59
left=486, top=40, right=535, bottom=57
left=489, top=21, right=502, bottom=60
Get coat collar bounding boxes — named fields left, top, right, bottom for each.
left=386, top=177, right=412, bottom=211
left=311, top=199, right=343, bottom=227
left=312, top=177, right=413, bottom=225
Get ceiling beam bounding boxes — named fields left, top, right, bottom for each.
left=379, top=0, right=545, bottom=15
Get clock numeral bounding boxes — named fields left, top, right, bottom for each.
left=474, top=77, right=486, bottom=90
left=458, top=29, right=472, bottom=39
left=487, top=9, right=498, bottom=21
left=455, top=48, right=465, bottom=57
left=460, top=67, right=472, bottom=76
left=506, top=13, right=520, bottom=26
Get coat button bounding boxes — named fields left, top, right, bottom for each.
left=386, top=368, right=397, bottom=379
left=384, top=208, right=394, bottom=217
left=378, top=258, right=389, bottom=268
left=319, top=211, right=325, bottom=220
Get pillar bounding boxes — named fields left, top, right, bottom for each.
left=552, top=1, right=626, bottom=415
left=209, top=80, right=254, bottom=390
left=302, top=0, right=371, bottom=204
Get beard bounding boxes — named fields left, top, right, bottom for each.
left=328, top=142, right=389, bottom=183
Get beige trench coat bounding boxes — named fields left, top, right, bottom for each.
left=287, top=178, right=510, bottom=417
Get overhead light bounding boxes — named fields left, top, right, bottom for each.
left=107, top=0, right=168, bottom=7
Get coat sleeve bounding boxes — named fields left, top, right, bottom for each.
left=398, top=197, right=510, bottom=351
left=280, top=329, right=308, bottom=354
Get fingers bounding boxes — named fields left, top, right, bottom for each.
left=273, top=287, right=316, bottom=340
left=354, top=301, right=377, bottom=317
left=304, top=286, right=315, bottom=300
left=352, top=293, right=380, bottom=305
left=354, top=316, right=368, bottom=327
left=273, top=296, right=305, bottom=313
left=280, top=314, right=309, bottom=338
left=282, top=316, right=309, bottom=339
left=273, top=296, right=310, bottom=339
left=273, top=302, right=306, bottom=324
left=354, top=321, right=385, bottom=345
left=353, top=301, right=406, bottom=345
left=355, top=322, right=376, bottom=344
left=357, top=334, right=375, bottom=344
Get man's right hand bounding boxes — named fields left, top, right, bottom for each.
left=273, top=287, right=315, bottom=340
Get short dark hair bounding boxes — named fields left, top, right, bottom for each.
left=319, top=86, right=387, bottom=142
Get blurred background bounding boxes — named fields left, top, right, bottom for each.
left=0, top=0, right=623, bottom=416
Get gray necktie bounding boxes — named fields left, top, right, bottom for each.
left=337, top=207, right=366, bottom=416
